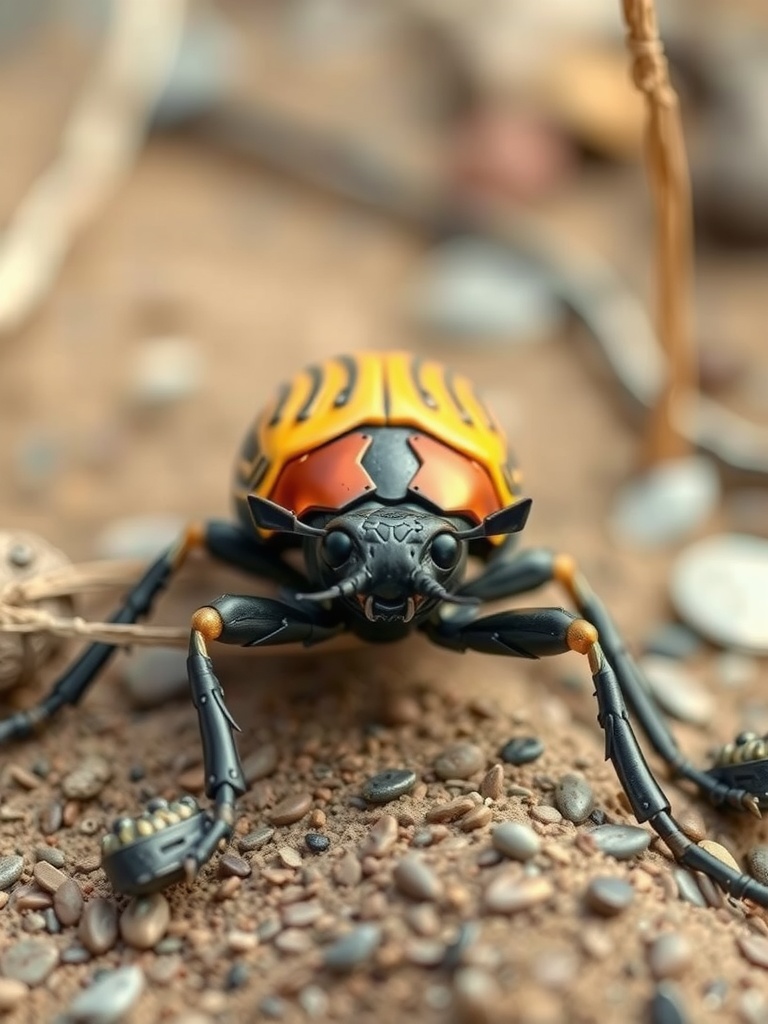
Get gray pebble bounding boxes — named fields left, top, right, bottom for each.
left=491, top=822, right=541, bottom=861
left=237, top=825, right=275, bottom=853
left=499, top=736, right=544, bottom=766
left=35, top=846, right=65, bottom=869
left=393, top=856, right=443, bottom=902
left=54, top=879, right=84, bottom=927
left=122, top=647, right=188, bottom=709
left=672, top=869, right=706, bottom=908
left=323, top=924, right=381, bottom=973
left=78, top=898, right=118, bottom=955
left=64, top=965, right=144, bottom=1023
left=0, top=855, right=24, bottom=890
left=434, top=743, right=485, bottom=781
left=119, top=894, right=170, bottom=950
left=639, top=656, right=714, bottom=727
left=259, top=995, right=287, bottom=1019
left=643, top=623, right=702, bottom=660
left=218, top=854, right=251, bottom=879
left=60, top=945, right=91, bottom=966
left=61, top=755, right=112, bottom=801
left=44, top=908, right=61, bottom=934
left=305, top=833, right=330, bottom=854
left=649, top=982, right=689, bottom=1024
left=0, top=938, right=58, bottom=986
left=648, top=933, right=692, bottom=980
left=747, top=845, right=768, bottom=885
left=611, top=456, right=720, bottom=549
left=129, top=336, right=204, bottom=408
left=585, top=876, right=634, bottom=916
left=96, top=515, right=185, bottom=561
left=408, top=238, right=563, bottom=341
left=554, top=774, right=595, bottom=824
left=361, top=768, right=417, bottom=804
left=589, top=824, right=651, bottom=860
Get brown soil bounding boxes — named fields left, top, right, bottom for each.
left=1, top=18, right=768, bottom=1024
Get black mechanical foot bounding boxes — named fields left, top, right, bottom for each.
left=100, top=797, right=216, bottom=895
left=708, top=732, right=768, bottom=810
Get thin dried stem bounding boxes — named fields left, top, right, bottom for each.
left=621, top=0, right=695, bottom=464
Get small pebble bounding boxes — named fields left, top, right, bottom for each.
left=61, top=755, right=112, bottom=801
left=268, top=793, right=312, bottom=826
left=649, top=983, right=689, bottom=1024
left=52, top=877, right=83, bottom=928
left=305, top=833, right=330, bottom=854
left=242, top=745, right=279, bottom=783
left=361, top=768, right=417, bottom=804
left=434, top=743, right=484, bottom=781
left=0, top=938, right=58, bottom=987
left=218, top=854, right=251, bottom=879
left=64, top=965, right=145, bottom=1023
left=648, top=933, right=692, bottom=980
left=0, top=856, right=23, bottom=890
left=393, top=856, right=443, bottom=902
left=323, top=924, right=381, bottom=973
left=585, top=876, right=634, bottom=916
left=0, top=978, right=28, bottom=1012
left=129, top=335, right=204, bottom=407
left=8, top=764, right=41, bottom=790
left=715, top=652, right=757, bottom=689
left=33, top=861, right=67, bottom=894
left=530, top=804, right=562, bottom=825
left=611, top=455, right=720, bottom=548
left=39, top=801, right=63, bottom=836
left=590, top=824, right=651, bottom=860
left=698, top=839, right=739, bottom=872
left=453, top=967, right=500, bottom=1024
left=643, top=623, right=702, bottom=660
left=224, top=963, right=250, bottom=991
left=672, top=869, right=706, bottom=909
left=676, top=808, right=706, bottom=844
left=34, top=846, right=65, bottom=869
left=492, top=822, right=541, bottom=861
left=737, top=933, right=768, bottom=970
left=282, top=901, right=322, bottom=928
left=119, top=894, right=170, bottom=950
left=277, top=846, right=302, bottom=870
left=361, top=815, right=399, bottom=858
left=499, top=737, right=544, bottom=766
left=554, top=774, right=595, bottom=824
left=460, top=806, right=492, bottom=832
left=122, top=647, right=188, bottom=708
left=479, top=765, right=504, bottom=801
left=238, top=825, right=275, bottom=853
left=426, top=797, right=476, bottom=824
left=639, top=656, right=714, bottom=727
left=78, top=898, right=118, bottom=955
left=333, top=851, right=362, bottom=887
left=484, top=873, right=553, bottom=914
left=747, top=846, right=768, bottom=885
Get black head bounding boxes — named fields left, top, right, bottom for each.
left=247, top=495, right=531, bottom=626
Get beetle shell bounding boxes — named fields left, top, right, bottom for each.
left=233, top=351, right=520, bottom=544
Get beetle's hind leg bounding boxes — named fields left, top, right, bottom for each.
left=456, top=547, right=763, bottom=817
left=0, top=520, right=307, bottom=745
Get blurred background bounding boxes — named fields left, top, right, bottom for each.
left=2, top=2, right=768, bottom=717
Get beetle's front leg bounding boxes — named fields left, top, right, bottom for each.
left=101, top=595, right=343, bottom=895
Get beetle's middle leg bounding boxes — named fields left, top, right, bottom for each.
left=0, top=520, right=306, bottom=745
left=453, top=547, right=762, bottom=816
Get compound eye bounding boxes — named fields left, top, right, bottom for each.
left=321, top=530, right=353, bottom=569
left=430, top=532, right=460, bottom=570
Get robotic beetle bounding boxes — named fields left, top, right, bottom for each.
left=1, top=351, right=766, bottom=901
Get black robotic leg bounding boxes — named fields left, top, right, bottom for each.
left=0, top=521, right=306, bottom=744
left=456, top=547, right=762, bottom=815
left=102, top=594, right=342, bottom=895
left=427, top=606, right=768, bottom=907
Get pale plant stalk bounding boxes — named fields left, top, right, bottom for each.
left=621, top=0, right=696, bottom=463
